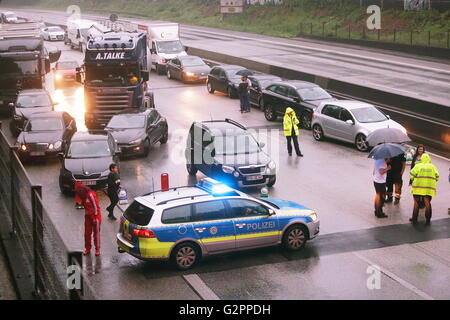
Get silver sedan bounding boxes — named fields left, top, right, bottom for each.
left=311, top=100, right=407, bottom=151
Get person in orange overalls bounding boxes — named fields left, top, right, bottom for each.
left=75, top=183, right=102, bottom=256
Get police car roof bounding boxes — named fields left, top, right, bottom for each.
left=136, top=185, right=243, bottom=207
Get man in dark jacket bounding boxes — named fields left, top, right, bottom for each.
left=106, top=163, right=120, bottom=221
left=385, top=153, right=406, bottom=204
left=238, top=75, right=251, bottom=113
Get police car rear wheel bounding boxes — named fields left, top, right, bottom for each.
left=283, top=225, right=307, bottom=251
left=172, top=243, right=199, bottom=270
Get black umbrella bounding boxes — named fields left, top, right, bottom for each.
left=236, top=69, right=253, bottom=76
left=367, top=128, right=410, bottom=147
left=368, top=143, right=406, bottom=160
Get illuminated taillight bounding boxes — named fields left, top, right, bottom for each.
left=133, top=228, right=156, bottom=238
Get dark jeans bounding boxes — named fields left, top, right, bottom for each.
left=239, top=93, right=250, bottom=111
left=286, top=135, right=301, bottom=155
left=106, top=191, right=119, bottom=216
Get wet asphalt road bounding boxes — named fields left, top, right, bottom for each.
left=1, top=33, right=450, bottom=300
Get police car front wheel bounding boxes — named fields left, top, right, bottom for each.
left=282, top=225, right=307, bottom=251
left=171, top=242, right=200, bottom=270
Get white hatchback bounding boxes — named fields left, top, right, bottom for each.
left=311, top=100, right=407, bottom=151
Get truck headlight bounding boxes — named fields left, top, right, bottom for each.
left=222, top=165, right=235, bottom=174
left=309, top=212, right=318, bottom=222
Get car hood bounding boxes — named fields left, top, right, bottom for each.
left=183, top=65, right=211, bottom=74
left=18, top=130, right=63, bottom=144
left=15, top=107, right=52, bottom=118
left=214, top=151, right=271, bottom=167
left=49, top=32, right=64, bottom=35
left=358, top=119, right=406, bottom=134
left=107, top=128, right=144, bottom=144
left=64, top=157, right=112, bottom=175
left=303, top=97, right=337, bottom=109
left=263, top=198, right=315, bottom=215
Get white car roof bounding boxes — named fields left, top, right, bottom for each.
left=319, top=100, right=374, bottom=110
left=135, top=185, right=247, bottom=208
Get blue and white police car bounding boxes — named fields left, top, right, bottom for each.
left=117, top=178, right=320, bottom=270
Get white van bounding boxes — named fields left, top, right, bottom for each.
left=147, top=23, right=187, bottom=75
left=66, top=19, right=107, bottom=53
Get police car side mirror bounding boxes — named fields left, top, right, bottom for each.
left=346, top=120, right=354, bottom=125
left=268, top=209, right=275, bottom=216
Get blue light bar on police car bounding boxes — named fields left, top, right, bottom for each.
left=196, top=178, right=237, bottom=196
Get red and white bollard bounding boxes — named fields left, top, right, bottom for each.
left=161, top=173, right=169, bottom=191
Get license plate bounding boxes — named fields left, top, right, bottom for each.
left=30, top=152, right=45, bottom=156
left=247, top=175, right=263, bottom=181
left=83, top=180, right=96, bottom=186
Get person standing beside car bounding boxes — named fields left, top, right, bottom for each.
left=106, top=163, right=120, bottom=221
left=238, top=75, right=251, bottom=113
left=385, top=153, right=406, bottom=204
left=283, top=107, right=303, bottom=157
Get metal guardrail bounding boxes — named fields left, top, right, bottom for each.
left=0, top=122, right=98, bottom=300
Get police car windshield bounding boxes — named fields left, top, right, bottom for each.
left=16, top=94, right=51, bottom=107
left=107, top=115, right=145, bottom=129
left=86, top=65, right=139, bottom=87
left=214, top=133, right=260, bottom=155
left=67, top=140, right=111, bottom=158
left=25, top=118, right=63, bottom=132
left=156, top=40, right=184, bottom=54
left=297, top=86, right=332, bottom=101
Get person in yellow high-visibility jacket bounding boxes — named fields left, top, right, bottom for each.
left=409, top=153, right=439, bottom=225
left=283, top=107, right=303, bottom=157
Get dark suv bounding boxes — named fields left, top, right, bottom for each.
left=185, top=119, right=276, bottom=188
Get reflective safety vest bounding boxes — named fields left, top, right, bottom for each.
left=409, top=154, right=439, bottom=197
left=283, top=107, right=300, bottom=137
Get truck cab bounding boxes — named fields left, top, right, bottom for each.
left=78, top=29, right=152, bottom=129
left=147, top=23, right=187, bottom=75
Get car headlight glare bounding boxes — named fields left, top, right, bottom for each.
left=309, top=212, right=318, bottom=222
left=21, top=144, right=27, bottom=151
left=222, top=165, right=235, bottom=174
left=185, top=71, right=195, bottom=77
left=55, top=73, right=62, bottom=80
left=48, top=143, right=54, bottom=150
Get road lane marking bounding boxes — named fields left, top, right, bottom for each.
left=183, top=274, right=220, bottom=300
left=353, top=251, right=435, bottom=300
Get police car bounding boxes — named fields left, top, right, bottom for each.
left=117, top=178, right=320, bottom=270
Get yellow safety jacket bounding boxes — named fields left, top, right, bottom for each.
left=283, top=107, right=300, bottom=137
left=410, top=154, right=439, bottom=197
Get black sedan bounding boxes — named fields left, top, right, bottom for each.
left=59, top=131, right=120, bottom=194
left=166, top=56, right=211, bottom=83
left=206, top=65, right=253, bottom=99
left=9, top=89, right=57, bottom=136
left=105, top=109, right=168, bottom=157
left=260, top=81, right=336, bottom=129
left=248, top=74, right=282, bottom=109
left=16, top=111, right=77, bottom=161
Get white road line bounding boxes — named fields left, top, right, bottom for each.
left=183, top=274, right=220, bottom=300
left=353, top=252, right=435, bottom=300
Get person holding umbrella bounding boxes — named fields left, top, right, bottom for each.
left=369, top=143, right=407, bottom=218
left=409, top=153, right=439, bottom=225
